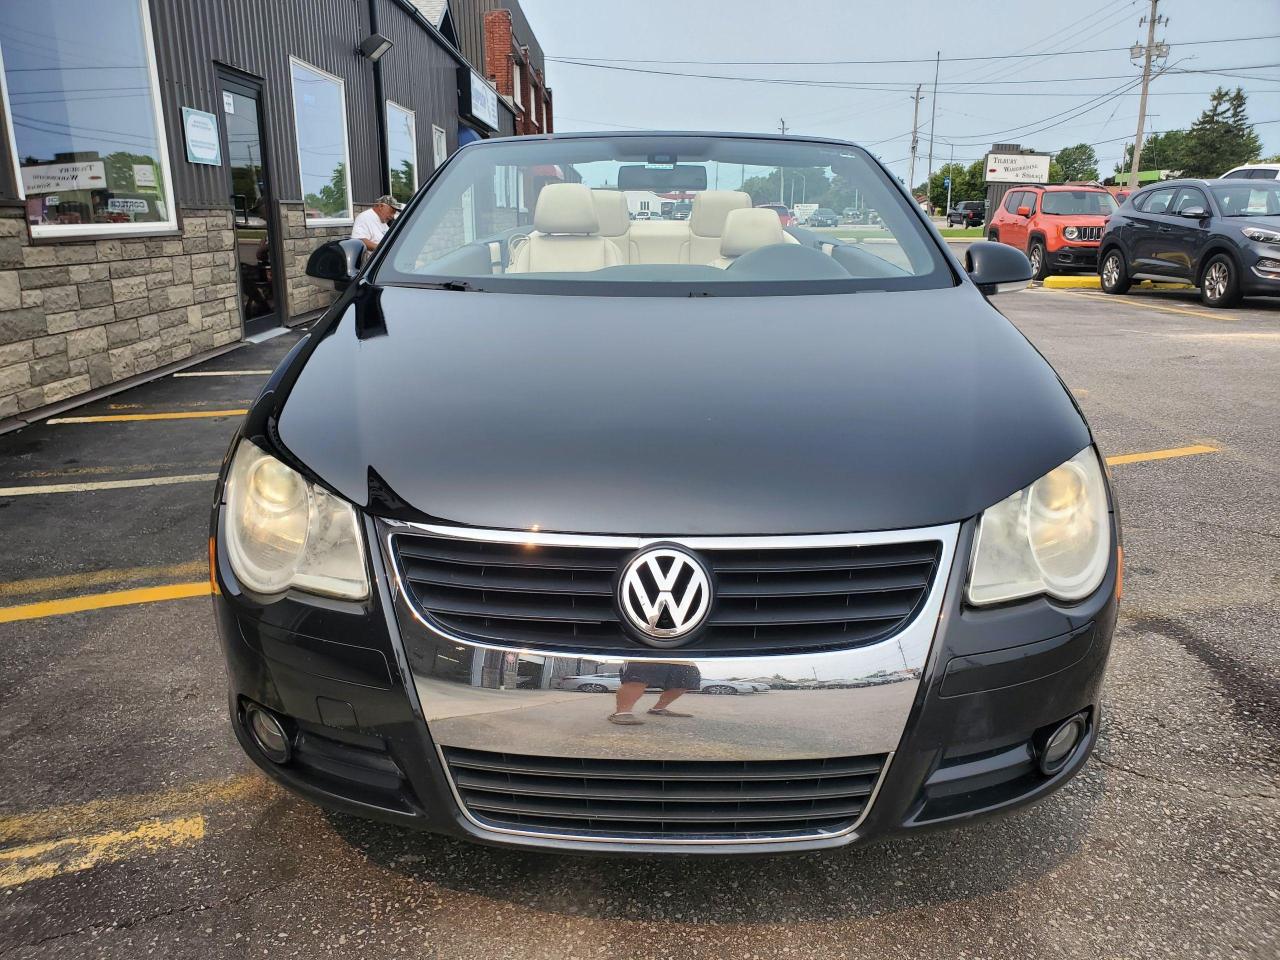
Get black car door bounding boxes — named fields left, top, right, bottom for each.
left=1128, top=185, right=1178, bottom=275
left=1162, top=186, right=1212, bottom=280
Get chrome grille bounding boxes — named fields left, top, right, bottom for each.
left=392, top=530, right=941, bottom=655
left=443, top=747, right=887, bottom=840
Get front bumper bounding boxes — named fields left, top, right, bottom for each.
left=212, top=516, right=1118, bottom=854
left=1048, top=244, right=1099, bottom=270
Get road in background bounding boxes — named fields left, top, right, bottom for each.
left=0, top=292, right=1277, bottom=959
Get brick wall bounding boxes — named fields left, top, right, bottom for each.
left=482, top=8, right=552, bottom=137
left=0, top=207, right=241, bottom=421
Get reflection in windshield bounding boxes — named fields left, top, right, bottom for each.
left=1040, top=191, right=1117, bottom=215
left=1212, top=184, right=1280, bottom=216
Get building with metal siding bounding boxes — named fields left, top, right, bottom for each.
left=0, top=0, right=528, bottom=428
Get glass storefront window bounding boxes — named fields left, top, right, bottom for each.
left=386, top=100, right=417, bottom=206
left=0, top=0, right=176, bottom=237
left=289, top=58, right=351, bottom=226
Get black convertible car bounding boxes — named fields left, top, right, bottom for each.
left=211, top=132, right=1120, bottom=855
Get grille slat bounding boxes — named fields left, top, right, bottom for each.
left=1074, top=225, right=1102, bottom=241
left=395, top=532, right=940, bottom=655
left=443, top=748, right=887, bottom=840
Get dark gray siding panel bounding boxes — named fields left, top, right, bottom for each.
left=151, top=0, right=379, bottom=208
left=375, top=0, right=463, bottom=174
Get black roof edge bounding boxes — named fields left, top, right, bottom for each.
left=461, top=130, right=874, bottom=149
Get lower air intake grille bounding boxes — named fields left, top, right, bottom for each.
left=442, top=747, right=887, bottom=841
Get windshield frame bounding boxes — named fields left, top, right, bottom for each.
left=368, top=132, right=960, bottom=298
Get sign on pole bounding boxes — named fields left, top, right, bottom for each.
left=984, top=153, right=1050, bottom=184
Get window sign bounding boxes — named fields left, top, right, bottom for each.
left=182, top=108, right=222, bottom=165
left=0, top=0, right=177, bottom=236
left=386, top=101, right=417, bottom=205
left=458, top=67, right=499, bottom=132
left=222, top=90, right=235, bottom=114
left=432, top=125, right=448, bottom=169
left=290, top=58, right=353, bottom=225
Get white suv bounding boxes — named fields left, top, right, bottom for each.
left=1222, top=163, right=1280, bottom=180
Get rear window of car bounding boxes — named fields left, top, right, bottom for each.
left=1136, top=187, right=1176, bottom=213
left=1040, top=191, right=1117, bottom=215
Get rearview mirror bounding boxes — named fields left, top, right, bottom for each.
left=1016, top=205, right=1031, bottom=217
left=306, top=238, right=366, bottom=286
left=617, top=164, right=709, bottom=192
left=965, top=240, right=1033, bottom=295
left=1180, top=206, right=1207, bottom=219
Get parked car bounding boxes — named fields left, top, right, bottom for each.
left=987, top=184, right=1117, bottom=280
left=1099, top=178, right=1280, bottom=307
left=215, top=131, right=1116, bottom=856
left=558, top=673, right=621, bottom=692
left=698, top=679, right=760, bottom=695
left=755, top=202, right=794, bottom=227
left=946, top=200, right=986, bottom=228
left=841, top=208, right=864, bottom=224
left=1221, top=163, right=1280, bottom=181
left=808, top=207, right=839, bottom=227
left=671, top=201, right=692, bottom=220
left=634, top=210, right=651, bottom=220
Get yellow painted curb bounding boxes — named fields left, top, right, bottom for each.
left=1042, top=275, right=1101, bottom=289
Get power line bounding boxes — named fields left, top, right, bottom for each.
left=547, top=34, right=1280, bottom=67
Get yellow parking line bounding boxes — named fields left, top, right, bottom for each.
left=0, top=582, right=211, bottom=624
left=1068, top=290, right=1238, bottom=323
left=47, top=409, right=248, bottom=424
left=0, top=473, right=217, bottom=497
left=0, top=561, right=208, bottom=600
left=0, top=816, right=206, bottom=889
left=1106, top=444, right=1218, bottom=466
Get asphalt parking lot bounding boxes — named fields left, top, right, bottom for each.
left=1, top=287, right=1278, bottom=959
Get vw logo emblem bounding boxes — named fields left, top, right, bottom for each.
left=617, top=545, right=712, bottom=646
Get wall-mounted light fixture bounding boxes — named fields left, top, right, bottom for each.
left=358, top=33, right=394, bottom=62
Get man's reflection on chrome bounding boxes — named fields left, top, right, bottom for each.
left=608, top=661, right=701, bottom=725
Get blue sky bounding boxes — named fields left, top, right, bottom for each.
left=524, top=0, right=1280, bottom=182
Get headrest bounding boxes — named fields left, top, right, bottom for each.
left=591, top=189, right=630, bottom=237
left=689, top=190, right=751, bottom=236
left=534, top=183, right=599, bottom=235
left=719, top=208, right=787, bottom=258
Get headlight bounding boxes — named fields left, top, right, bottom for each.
left=1063, top=226, right=1079, bottom=241
left=968, top=447, right=1111, bottom=606
left=222, top=441, right=369, bottom=600
left=1243, top=226, right=1280, bottom=244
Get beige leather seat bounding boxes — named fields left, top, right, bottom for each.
left=591, top=189, right=632, bottom=264
left=508, top=183, right=623, bottom=273
left=710, top=208, right=788, bottom=268
left=680, top=190, right=750, bottom=264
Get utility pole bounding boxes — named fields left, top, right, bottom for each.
left=1127, top=0, right=1169, bottom=189
left=778, top=118, right=788, bottom=204
left=925, top=50, right=940, bottom=216
left=945, top=141, right=954, bottom=215
left=906, top=86, right=922, bottom=200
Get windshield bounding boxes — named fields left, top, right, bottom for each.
left=1040, top=191, right=1117, bottom=215
left=377, top=135, right=950, bottom=296
left=1212, top=183, right=1280, bottom=216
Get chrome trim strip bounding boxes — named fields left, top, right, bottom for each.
left=434, top=741, right=896, bottom=847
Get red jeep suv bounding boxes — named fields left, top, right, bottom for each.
left=988, top=185, right=1117, bottom=280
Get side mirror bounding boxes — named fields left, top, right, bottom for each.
left=1016, top=205, right=1031, bottom=217
left=1180, top=206, right=1208, bottom=219
left=965, top=240, right=1033, bottom=295
left=306, top=238, right=366, bottom=286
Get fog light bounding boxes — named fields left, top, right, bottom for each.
left=245, top=704, right=291, bottom=764
left=1040, top=714, right=1086, bottom=775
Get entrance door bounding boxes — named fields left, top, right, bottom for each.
left=217, top=72, right=281, bottom=337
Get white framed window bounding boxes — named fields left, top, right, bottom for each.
left=0, top=0, right=178, bottom=238
left=512, top=61, right=523, bottom=108
left=289, top=57, right=352, bottom=226
left=385, top=100, right=417, bottom=205
left=431, top=125, right=448, bottom=170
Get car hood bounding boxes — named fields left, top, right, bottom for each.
left=276, top=285, right=1089, bottom=535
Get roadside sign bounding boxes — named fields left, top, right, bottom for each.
left=793, top=202, right=818, bottom=221
left=943, top=177, right=951, bottom=188
left=984, top=153, right=1051, bottom=183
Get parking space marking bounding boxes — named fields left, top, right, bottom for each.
left=12, top=461, right=221, bottom=480
left=0, top=561, right=208, bottom=600
left=1106, top=444, right=1218, bottom=466
left=0, top=473, right=218, bottom=497
left=172, top=369, right=273, bottom=377
left=47, top=410, right=248, bottom=424
left=0, top=582, right=210, bottom=624
left=1063, top=290, right=1239, bottom=323
left=0, top=815, right=206, bottom=889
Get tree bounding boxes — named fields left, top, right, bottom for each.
left=305, top=162, right=348, bottom=218
left=389, top=158, right=416, bottom=205
left=1180, top=87, right=1263, bottom=178
left=1115, top=129, right=1188, bottom=177
left=926, top=161, right=985, bottom=211
left=1053, top=143, right=1099, bottom=182
left=740, top=167, right=833, bottom=208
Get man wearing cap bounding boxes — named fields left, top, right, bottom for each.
left=351, top=195, right=402, bottom=251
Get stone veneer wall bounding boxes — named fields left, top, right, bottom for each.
left=0, top=206, right=241, bottom=421
left=280, top=201, right=368, bottom=319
